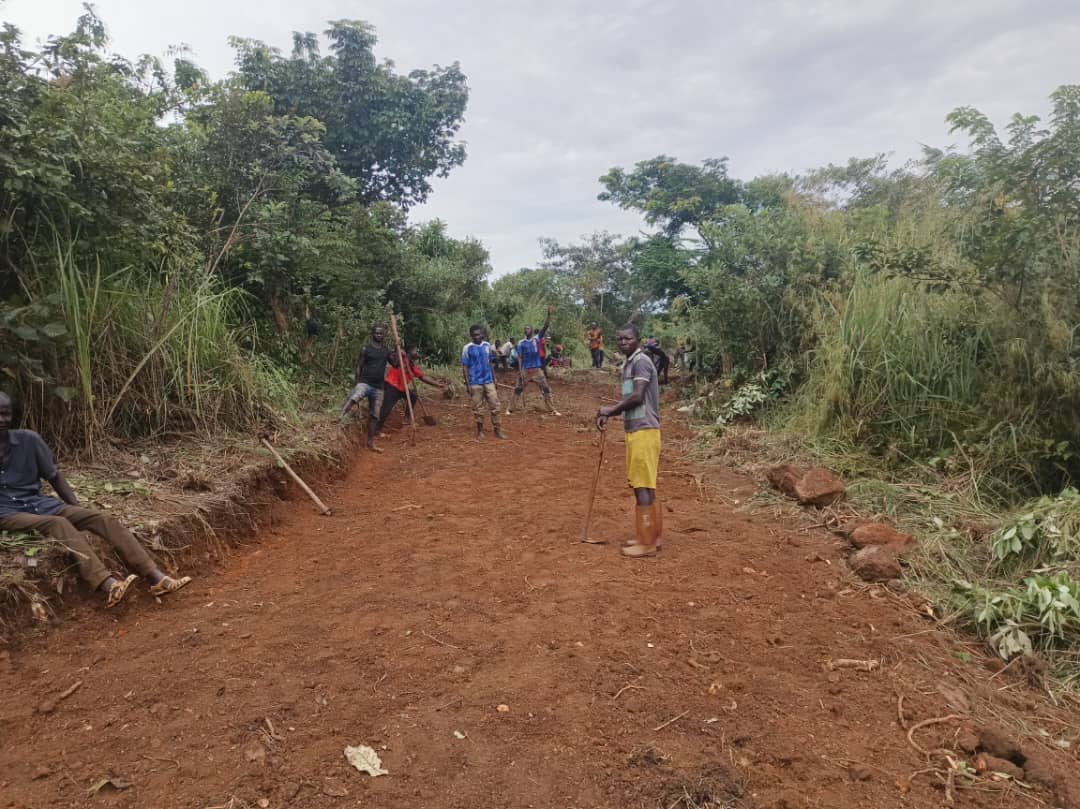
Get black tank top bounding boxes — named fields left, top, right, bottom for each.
left=359, top=344, right=391, bottom=387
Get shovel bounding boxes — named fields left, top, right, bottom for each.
left=414, top=389, right=438, bottom=425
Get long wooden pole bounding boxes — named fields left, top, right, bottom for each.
left=260, top=438, right=333, bottom=516
left=387, top=310, right=417, bottom=446
left=581, top=429, right=607, bottom=543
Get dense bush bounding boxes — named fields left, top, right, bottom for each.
left=0, top=11, right=489, bottom=449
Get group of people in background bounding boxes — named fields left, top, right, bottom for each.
left=336, top=312, right=664, bottom=558
left=488, top=330, right=563, bottom=373
left=462, top=304, right=561, bottom=439
left=585, top=323, right=670, bottom=384
left=341, top=305, right=565, bottom=445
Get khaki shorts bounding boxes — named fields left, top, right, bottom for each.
left=625, top=428, right=660, bottom=490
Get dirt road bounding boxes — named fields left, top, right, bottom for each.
left=1, top=378, right=1075, bottom=809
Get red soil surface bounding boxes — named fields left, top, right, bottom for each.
left=1, top=377, right=1076, bottom=809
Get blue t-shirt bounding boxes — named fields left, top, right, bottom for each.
left=517, top=330, right=546, bottom=370
left=461, top=341, right=495, bottom=385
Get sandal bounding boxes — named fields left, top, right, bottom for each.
left=106, top=575, right=138, bottom=608
left=149, top=575, right=192, bottom=597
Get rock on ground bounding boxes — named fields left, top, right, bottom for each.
left=793, top=467, right=846, bottom=507
left=849, top=523, right=916, bottom=551
left=849, top=546, right=901, bottom=582
left=766, top=464, right=804, bottom=500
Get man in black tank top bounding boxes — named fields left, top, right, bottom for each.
left=341, top=324, right=391, bottom=451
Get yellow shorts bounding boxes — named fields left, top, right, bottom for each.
left=625, top=428, right=661, bottom=490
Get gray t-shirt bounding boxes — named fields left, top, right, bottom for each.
left=621, top=350, right=660, bottom=432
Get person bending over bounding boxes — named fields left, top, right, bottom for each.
left=375, top=347, right=443, bottom=434
left=0, top=392, right=191, bottom=607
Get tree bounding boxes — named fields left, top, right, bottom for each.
left=598, top=156, right=743, bottom=241
left=923, top=86, right=1080, bottom=311
left=230, top=21, right=468, bottom=208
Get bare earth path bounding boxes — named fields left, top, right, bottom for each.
left=1, top=378, right=1075, bottom=809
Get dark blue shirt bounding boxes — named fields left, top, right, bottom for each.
left=0, top=430, right=64, bottom=517
left=461, top=341, right=495, bottom=385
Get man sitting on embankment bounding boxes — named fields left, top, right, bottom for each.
left=0, top=391, right=191, bottom=608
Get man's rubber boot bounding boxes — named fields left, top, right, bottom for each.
left=622, top=499, right=664, bottom=550
left=622, top=505, right=657, bottom=558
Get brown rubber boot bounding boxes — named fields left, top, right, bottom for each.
left=622, top=505, right=657, bottom=558
left=622, top=499, right=664, bottom=550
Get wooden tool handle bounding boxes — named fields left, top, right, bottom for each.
left=260, top=438, right=333, bottom=516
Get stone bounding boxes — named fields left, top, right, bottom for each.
left=850, top=523, right=916, bottom=551
left=281, top=782, right=301, bottom=802
left=794, top=467, right=846, bottom=507
left=766, top=464, right=804, bottom=499
left=849, top=546, right=901, bottom=582
left=978, top=754, right=1025, bottom=781
left=847, top=764, right=873, bottom=782
left=321, top=779, right=348, bottom=798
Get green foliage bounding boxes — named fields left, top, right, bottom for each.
left=598, top=156, right=742, bottom=239
left=954, top=572, right=1080, bottom=658
left=798, top=274, right=997, bottom=457
left=484, top=268, right=581, bottom=355
left=0, top=11, right=481, bottom=448
left=13, top=234, right=268, bottom=449
left=683, top=200, right=842, bottom=375
left=591, top=85, right=1080, bottom=498
left=990, top=488, right=1080, bottom=571
left=230, top=21, right=468, bottom=208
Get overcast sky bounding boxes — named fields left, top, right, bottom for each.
left=4, top=0, right=1078, bottom=275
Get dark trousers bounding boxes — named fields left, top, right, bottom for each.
left=375, top=386, right=417, bottom=432
left=590, top=348, right=604, bottom=368
left=0, top=506, right=156, bottom=590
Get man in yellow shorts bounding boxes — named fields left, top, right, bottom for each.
left=595, top=323, right=662, bottom=558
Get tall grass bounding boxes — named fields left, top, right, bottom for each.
left=18, top=237, right=285, bottom=451
left=798, top=275, right=995, bottom=449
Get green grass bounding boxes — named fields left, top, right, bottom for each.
left=17, top=235, right=291, bottom=450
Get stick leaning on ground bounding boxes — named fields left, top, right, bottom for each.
left=259, top=437, right=333, bottom=516
left=581, top=428, right=607, bottom=544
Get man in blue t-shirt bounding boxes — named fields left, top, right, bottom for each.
left=461, top=325, right=505, bottom=440
left=507, top=304, right=560, bottom=416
